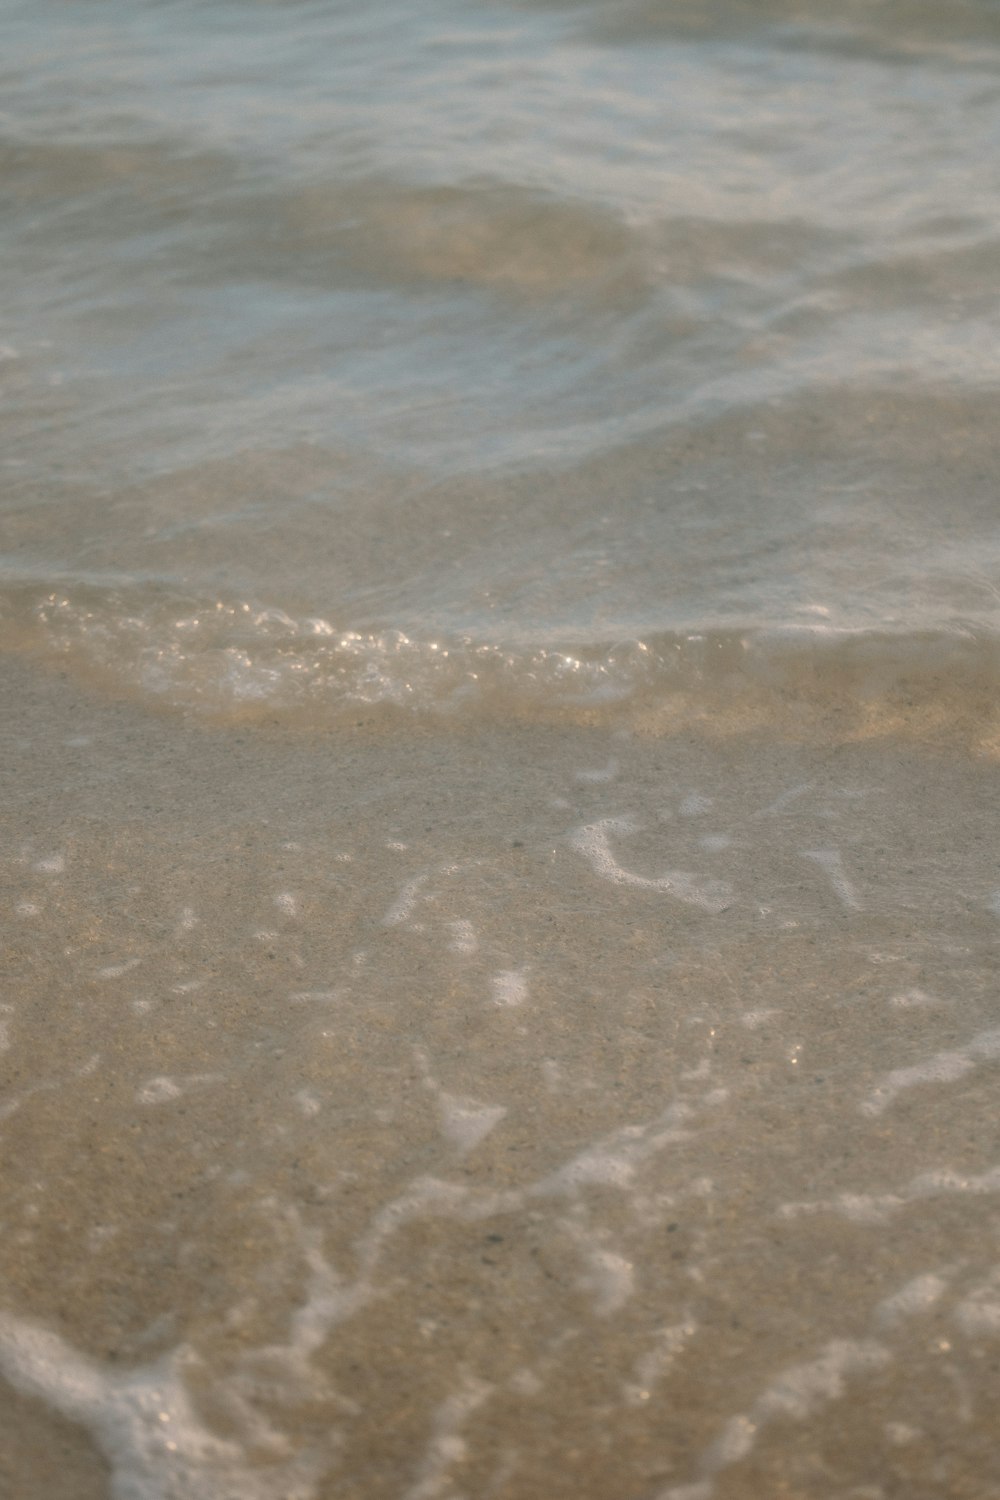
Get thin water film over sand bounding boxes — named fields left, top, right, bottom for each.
left=4, top=661, right=1000, bottom=1498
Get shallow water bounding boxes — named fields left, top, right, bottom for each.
left=3, top=2, right=1000, bottom=1496
left=6, top=661, right=1000, bottom=1499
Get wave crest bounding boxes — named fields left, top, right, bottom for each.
left=4, top=583, right=1000, bottom=751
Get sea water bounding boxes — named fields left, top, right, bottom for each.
left=3, top=2, right=1000, bottom=1496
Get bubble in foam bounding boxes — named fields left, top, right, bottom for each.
left=889, top=988, right=939, bottom=1009
left=136, top=1075, right=222, bottom=1106
left=875, top=1273, right=949, bottom=1329
left=574, top=758, right=619, bottom=783
left=624, top=1319, right=698, bottom=1407
left=97, top=958, right=142, bottom=980
left=447, top=920, right=477, bottom=955
left=885, top=1422, right=922, bottom=1447
left=436, top=1094, right=506, bottom=1153
left=490, top=969, right=528, bottom=1007
left=741, top=1009, right=779, bottom=1029
left=956, top=1294, right=1000, bottom=1336
left=137, top=1077, right=182, bottom=1105
left=575, top=1244, right=634, bottom=1316
left=801, top=848, right=862, bottom=911
left=382, top=872, right=430, bottom=927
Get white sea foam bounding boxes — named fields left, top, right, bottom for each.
left=624, top=1319, right=698, bottom=1406
left=136, top=1075, right=222, bottom=1106
left=574, top=758, right=619, bottom=785
left=97, top=958, right=142, bottom=980
left=575, top=1244, right=634, bottom=1316
left=861, top=1027, right=1000, bottom=1117
left=531, top=1103, right=693, bottom=1196
left=801, top=848, right=862, bottom=911
left=875, top=1272, right=949, bottom=1328
left=665, top=1339, right=891, bottom=1495
left=436, top=1093, right=507, bottom=1153
left=447, top=919, right=477, bottom=954
left=741, top=1009, right=779, bottom=1029
left=401, top=1374, right=493, bottom=1500
left=889, top=988, right=940, bottom=1009
left=569, top=818, right=732, bottom=912
left=382, top=873, right=430, bottom=927
left=415, top=1049, right=507, bottom=1153
left=955, top=1269, right=1000, bottom=1337
left=490, top=968, right=528, bottom=1007
left=0, top=1315, right=322, bottom=1500
left=780, top=1163, right=1000, bottom=1225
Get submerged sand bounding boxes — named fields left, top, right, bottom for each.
left=3, top=652, right=1000, bottom=1499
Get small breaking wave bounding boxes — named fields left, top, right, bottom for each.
left=5, top=581, right=1000, bottom=750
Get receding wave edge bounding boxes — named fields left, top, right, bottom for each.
left=4, top=582, right=1000, bottom=750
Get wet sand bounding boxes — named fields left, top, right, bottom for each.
left=4, top=653, right=1000, bottom=1498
